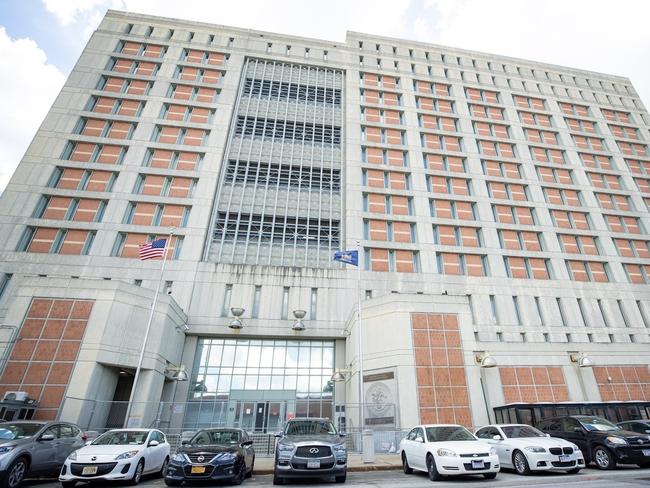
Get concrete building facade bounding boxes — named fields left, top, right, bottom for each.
left=0, top=10, right=649, bottom=433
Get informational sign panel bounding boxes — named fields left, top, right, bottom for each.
left=362, top=370, right=397, bottom=427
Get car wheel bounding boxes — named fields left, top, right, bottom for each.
left=159, top=456, right=170, bottom=477
left=247, top=456, right=255, bottom=478
left=513, top=450, right=531, bottom=475
left=164, top=479, right=182, bottom=487
left=335, top=472, right=347, bottom=483
left=426, top=454, right=442, bottom=481
left=4, top=456, right=28, bottom=488
left=130, top=459, right=145, bottom=485
left=483, top=472, right=497, bottom=479
left=593, top=446, right=616, bottom=470
left=402, top=452, right=413, bottom=474
left=567, top=468, right=581, bottom=474
left=272, top=472, right=285, bottom=485
left=232, top=462, right=246, bottom=486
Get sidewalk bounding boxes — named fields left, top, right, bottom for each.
left=253, top=454, right=402, bottom=475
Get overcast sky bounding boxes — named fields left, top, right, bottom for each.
left=1, top=0, right=649, bottom=191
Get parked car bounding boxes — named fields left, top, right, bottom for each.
left=537, top=415, right=650, bottom=469
left=59, top=428, right=170, bottom=486
left=475, top=423, right=584, bottom=475
left=165, top=428, right=254, bottom=486
left=273, top=417, right=347, bottom=485
left=617, top=420, right=650, bottom=435
left=400, top=424, right=499, bottom=480
left=0, top=421, right=85, bottom=488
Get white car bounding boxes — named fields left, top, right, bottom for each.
left=400, top=424, right=500, bottom=481
left=475, top=424, right=585, bottom=475
left=59, top=428, right=170, bottom=486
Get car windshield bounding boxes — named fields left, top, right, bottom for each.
left=0, top=423, right=45, bottom=440
left=425, top=426, right=475, bottom=442
left=579, top=417, right=619, bottom=432
left=191, top=430, right=241, bottom=445
left=285, top=420, right=337, bottom=436
left=93, top=430, right=148, bottom=445
left=502, top=425, right=546, bottom=438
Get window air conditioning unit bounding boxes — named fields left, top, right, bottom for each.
left=3, top=391, right=29, bottom=402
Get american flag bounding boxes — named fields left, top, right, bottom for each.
left=139, top=238, right=167, bottom=260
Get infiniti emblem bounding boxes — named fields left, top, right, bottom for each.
left=309, top=448, right=320, bottom=454
left=91, top=456, right=97, bottom=461
left=197, top=455, right=205, bottom=463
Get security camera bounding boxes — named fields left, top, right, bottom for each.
left=166, top=289, right=173, bottom=295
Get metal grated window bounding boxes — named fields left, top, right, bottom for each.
left=224, top=159, right=340, bottom=191
left=234, top=116, right=341, bottom=145
left=243, top=78, right=341, bottom=105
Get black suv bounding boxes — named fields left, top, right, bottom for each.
left=537, top=415, right=650, bottom=469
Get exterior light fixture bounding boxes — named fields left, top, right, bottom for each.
left=292, top=309, right=306, bottom=331
left=570, top=352, right=594, bottom=368
left=229, top=307, right=245, bottom=329
left=475, top=351, right=497, bottom=368
left=164, top=364, right=189, bottom=381
left=330, top=368, right=352, bottom=382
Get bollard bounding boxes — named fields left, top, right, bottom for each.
left=362, top=429, right=375, bottom=463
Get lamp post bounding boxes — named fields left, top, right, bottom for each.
left=475, top=352, right=497, bottom=423
left=570, top=352, right=594, bottom=401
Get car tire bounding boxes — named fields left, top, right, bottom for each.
left=567, top=468, right=581, bottom=474
left=129, top=459, right=145, bottom=485
left=4, top=456, right=28, bottom=488
left=483, top=472, right=497, bottom=479
left=247, top=456, right=255, bottom=478
left=159, top=456, right=170, bottom=477
left=513, top=450, right=531, bottom=475
left=592, top=446, right=616, bottom=470
left=61, top=481, right=77, bottom=488
left=426, top=454, right=442, bottom=481
left=164, top=479, right=182, bottom=487
left=273, top=473, right=285, bottom=485
left=335, top=472, right=347, bottom=483
left=402, top=452, right=413, bottom=474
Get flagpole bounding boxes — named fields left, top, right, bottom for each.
left=124, top=230, right=174, bottom=428
left=356, top=240, right=365, bottom=439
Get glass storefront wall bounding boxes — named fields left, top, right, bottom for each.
left=184, top=338, right=335, bottom=431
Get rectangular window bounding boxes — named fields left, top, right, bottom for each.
left=0, top=273, right=12, bottom=300
left=252, top=285, right=262, bottom=319
left=597, top=299, right=610, bottom=327
left=636, top=300, right=649, bottom=328
left=556, top=297, right=567, bottom=326
left=310, top=288, right=318, bottom=320
left=221, top=284, right=232, bottom=317
left=281, top=287, right=290, bottom=320
left=534, top=296, right=544, bottom=326
left=617, top=299, right=630, bottom=327
left=577, top=298, right=589, bottom=326
left=512, top=296, right=522, bottom=325
left=489, top=294, right=498, bottom=324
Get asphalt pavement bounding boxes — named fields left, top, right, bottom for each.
left=18, top=465, right=650, bottom=487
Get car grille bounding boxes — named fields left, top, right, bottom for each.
left=295, top=446, right=332, bottom=458
left=463, top=462, right=491, bottom=471
left=551, top=460, right=576, bottom=467
left=549, top=447, right=574, bottom=455
left=460, top=453, right=489, bottom=458
left=70, top=463, right=117, bottom=477
left=291, top=459, right=335, bottom=470
left=187, top=453, right=217, bottom=463
left=627, top=437, right=650, bottom=448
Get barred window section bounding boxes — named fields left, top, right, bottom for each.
left=215, top=212, right=340, bottom=247
left=234, top=116, right=341, bottom=145
left=224, top=159, right=340, bottom=191
left=243, top=78, right=341, bottom=105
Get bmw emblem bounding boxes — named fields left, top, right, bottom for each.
left=91, top=456, right=97, bottom=461
left=197, top=455, right=205, bottom=463
left=472, top=454, right=478, bottom=457
left=309, top=448, right=319, bottom=454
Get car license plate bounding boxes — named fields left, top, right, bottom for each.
left=191, top=466, right=206, bottom=474
left=643, top=449, right=650, bottom=457
left=307, top=460, right=321, bottom=469
left=471, top=460, right=484, bottom=469
left=559, top=455, right=570, bottom=462
left=82, top=466, right=98, bottom=475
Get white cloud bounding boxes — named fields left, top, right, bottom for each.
left=0, top=27, right=66, bottom=191
left=42, top=0, right=120, bottom=26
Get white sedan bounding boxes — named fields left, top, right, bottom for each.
left=59, top=428, right=170, bottom=486
left=400, top=424, right=500, bottom=481
left=475, top=424, right=585, bottom=475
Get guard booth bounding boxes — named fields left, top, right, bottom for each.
left=0, top=392, right=38, bottom=421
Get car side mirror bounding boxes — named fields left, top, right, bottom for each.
left=274, top=432, right=283, bottom=438
left=85, top=440, right=93, bottom=446
left=339, top=432, right=346, bottom=438
left=492, top=435, right=502, bottom=441
left=545, top=433, right=550, bottom=437
left=40, top=434, right=55, bottom=441
left=414, top=436, right=424, bottom=443
left=181, top=440, right=189, bottom=445
left=240, top=440, right=254, bottom=447
left=148, top=440, right=159, bottom=447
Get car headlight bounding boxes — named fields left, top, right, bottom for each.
left=0, top=446, right=15, bottom=455
left=333, top=443, right=347, bottom=455
left=211, top=452, right=237, bottom=463
left=67, top=450, right=77, bottom=461
left=277, top=443, right=294, bottom=452
left=437, top=448, right=458, bottom=457
left=115, top=450, right=140, bottom=460
left=490, top=447, right=497, bottom=456
left=524, top=446, right=546, bottom=453
left=569, top=443, right=581, bottom=452
left=171, top=453, right=187, bottom=463
left=606, top=436, right=627, bottom=445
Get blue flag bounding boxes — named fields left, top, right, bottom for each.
left=333, top=250, right=358, bottom=266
